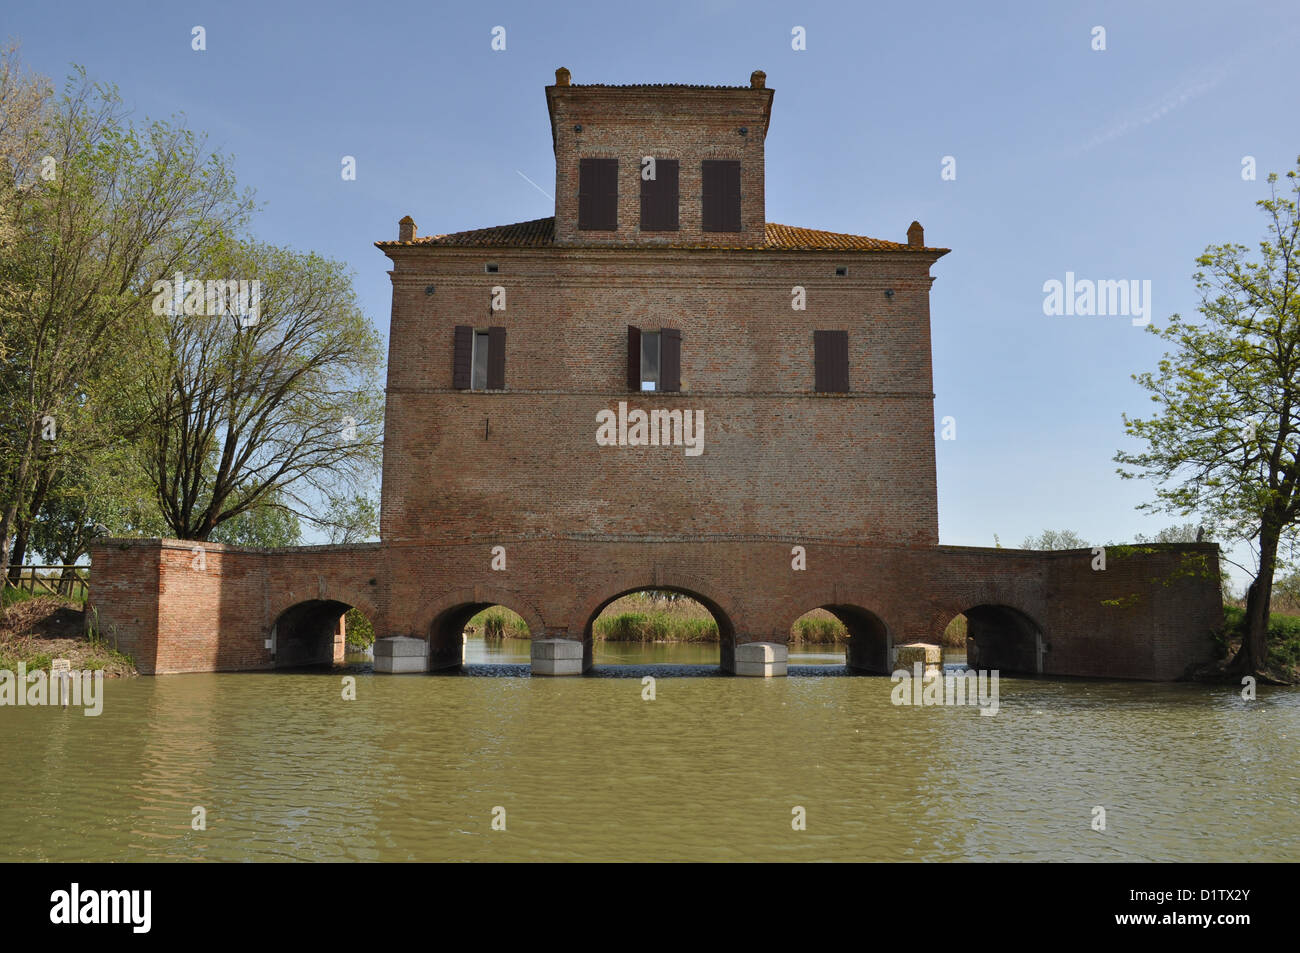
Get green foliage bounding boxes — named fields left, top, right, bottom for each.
left=1116, top=158, right=1300, bottom=670
left=594, top=611, right=718, bottom=643
left=137, top=236, right=385, bottom=541
left=209, top=496, right=302, bottom=548
left=1, top=585, right=38, bottom=607
left=1222, top=605, right=1300, bottom=669
left=465, top=607, right=529, bottom=639
left=320, top=493, right=379, bottom=544
left=0, top=51, right=384, bottom=566
left=1021, top=529, right=1089, bottom=550
left=0, top=55, right=252, bottom=579
left=1133, top=523, right=1206, bottom=544
left=343, top=606, right=373, bottom=649
left=941, top=614, right=968, bottom=648
left=792, top=616, right=846, bottom=643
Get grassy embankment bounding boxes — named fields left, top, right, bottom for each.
left=0, top=589, right=136, bottom=676
left=1219, top=606, right=1300, bottom=676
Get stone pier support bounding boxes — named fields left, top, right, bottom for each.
left=532, top=638, right=585, bottom=676
left=728, top=641, right=788, bottom=677
left=374, top=636, right=429, bottom=674
left=891, top=642, right=941, bottom=676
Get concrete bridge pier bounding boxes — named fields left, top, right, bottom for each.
left=532, top=638, right=586, bottom=676
left=724, top=641, right=788, bottom=677
left=374, top=636, right=428, bottom=674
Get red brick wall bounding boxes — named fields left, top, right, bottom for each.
left=83, top=74, right=1224, bottom=684
left=547, top=84, right=772, bottom=248
left=84, top=539, right=161, bottom=672
left=89, top=536, right=1221, bottom=680
left=380, top=247, right=940, bottom=546
left=88, top=539, right=385, bottom=674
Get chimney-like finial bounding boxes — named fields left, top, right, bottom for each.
left=399, top=215, right=416, bottom=242
left=907, top=221, right=924, bottom=247
left=555, top=66, right=571, bottom=87
left=750, top=70, right=766, bottom=89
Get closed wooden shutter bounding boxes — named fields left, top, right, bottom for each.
left=579, top=158, right=618, bottom=230
left=702, top=160, right=741, bottom=232
left=453, top=325, right=473, bottom=389
left=814, top=330, right=849, bottom=392
left=627, top=326, right=641, bottom=390
left=487, top=326, right=506, bottom=390
left=640, top=159, right=679, bottom=231
left=660, top=327, right=681, bottom=391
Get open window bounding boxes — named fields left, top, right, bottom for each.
left=627, top=326, right=681, bottom=392
left=454, top=325, right=506, bottom=390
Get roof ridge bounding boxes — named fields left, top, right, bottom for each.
left=376, top=217, right=946, bottom=253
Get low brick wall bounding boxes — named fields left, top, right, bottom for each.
left=88, top=537, right=1222, bottom=680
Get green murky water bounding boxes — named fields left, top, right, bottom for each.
left=3, top=638, right=1298, bottom=861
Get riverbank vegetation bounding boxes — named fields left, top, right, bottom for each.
left=1218, top=607, right=1300, bottom=676
left=343, top=607, right=375, bottom=650
left=0, top=592, right=134, bottom=675
left=0, top=43, right=383, bottom=603
left=1115, top=158, right=1300, bottom=683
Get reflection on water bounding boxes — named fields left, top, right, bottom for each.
left=2, top=636, right=1297, bottom=862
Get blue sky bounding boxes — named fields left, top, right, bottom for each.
left=7, top=0, right=1297, bottom=586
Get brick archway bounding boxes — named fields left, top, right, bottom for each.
left=416, top=586, right=549, bottom=671
left=415, top=586, right=546, bottom=641
left=269, top=589, right=383, bottom=635
left=785, top=592, right=895, bottom=673
left=929, top=600, right=1045, bottom=675
left=571, top=570, right=741, bottom=642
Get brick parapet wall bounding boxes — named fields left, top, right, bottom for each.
left=88, top=538, right=1222, bottom=680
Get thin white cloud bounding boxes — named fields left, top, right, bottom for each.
left=1079, top=65, right=1228, bottom=152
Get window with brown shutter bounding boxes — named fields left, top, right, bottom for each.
left=627, top=326, right=641, bottom=390
left=579, top=158, right=618, bottom=231
left=659, top=327, right=681, bottom=391
left=453, top=325, right=473, bottom=389
left=640, top=159, right=679, bottom=231
left=457, top=326, right=507, bottom=391
left=702, top=160, right=741, bottom=232
left=814, top=330, right=849, bottom=393
left=625, top=326, right=679, bottom=391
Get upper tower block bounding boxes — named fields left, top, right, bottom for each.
left=546, top=67, right=774, bottom=247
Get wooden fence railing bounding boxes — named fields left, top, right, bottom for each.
left=2, top=566, right=90, bottom=599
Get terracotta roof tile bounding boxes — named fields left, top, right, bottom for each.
left=377, top=217, right=946, bottom=253
left=559, top=83, right=753, bottom=90
left=393, top=217, right=557, bottom=248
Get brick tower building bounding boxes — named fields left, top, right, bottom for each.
left=88, top=69, right=1222, bottom=679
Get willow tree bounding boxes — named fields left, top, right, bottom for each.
left=1116, top=159, right=1300, bottom=678
left=0, top=56, right=249, bottom=586
left=137, top=237, right=384, bottom=541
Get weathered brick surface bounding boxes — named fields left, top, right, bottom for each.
left=380, top=250, right=940, bottom=545
left=547, top=81, right=772, bottom=247
left=89, top=537, right=1221, bottom=679
left=85, top=71, right=1224, bottom=680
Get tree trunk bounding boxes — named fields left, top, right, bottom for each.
left=7, top=466, right=52, bottom=584
left=0, top=422, right=39, bottom=589
left=6, top=528, right=27, bottom=586
left=1231, top=522, right=1280, bottom=675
